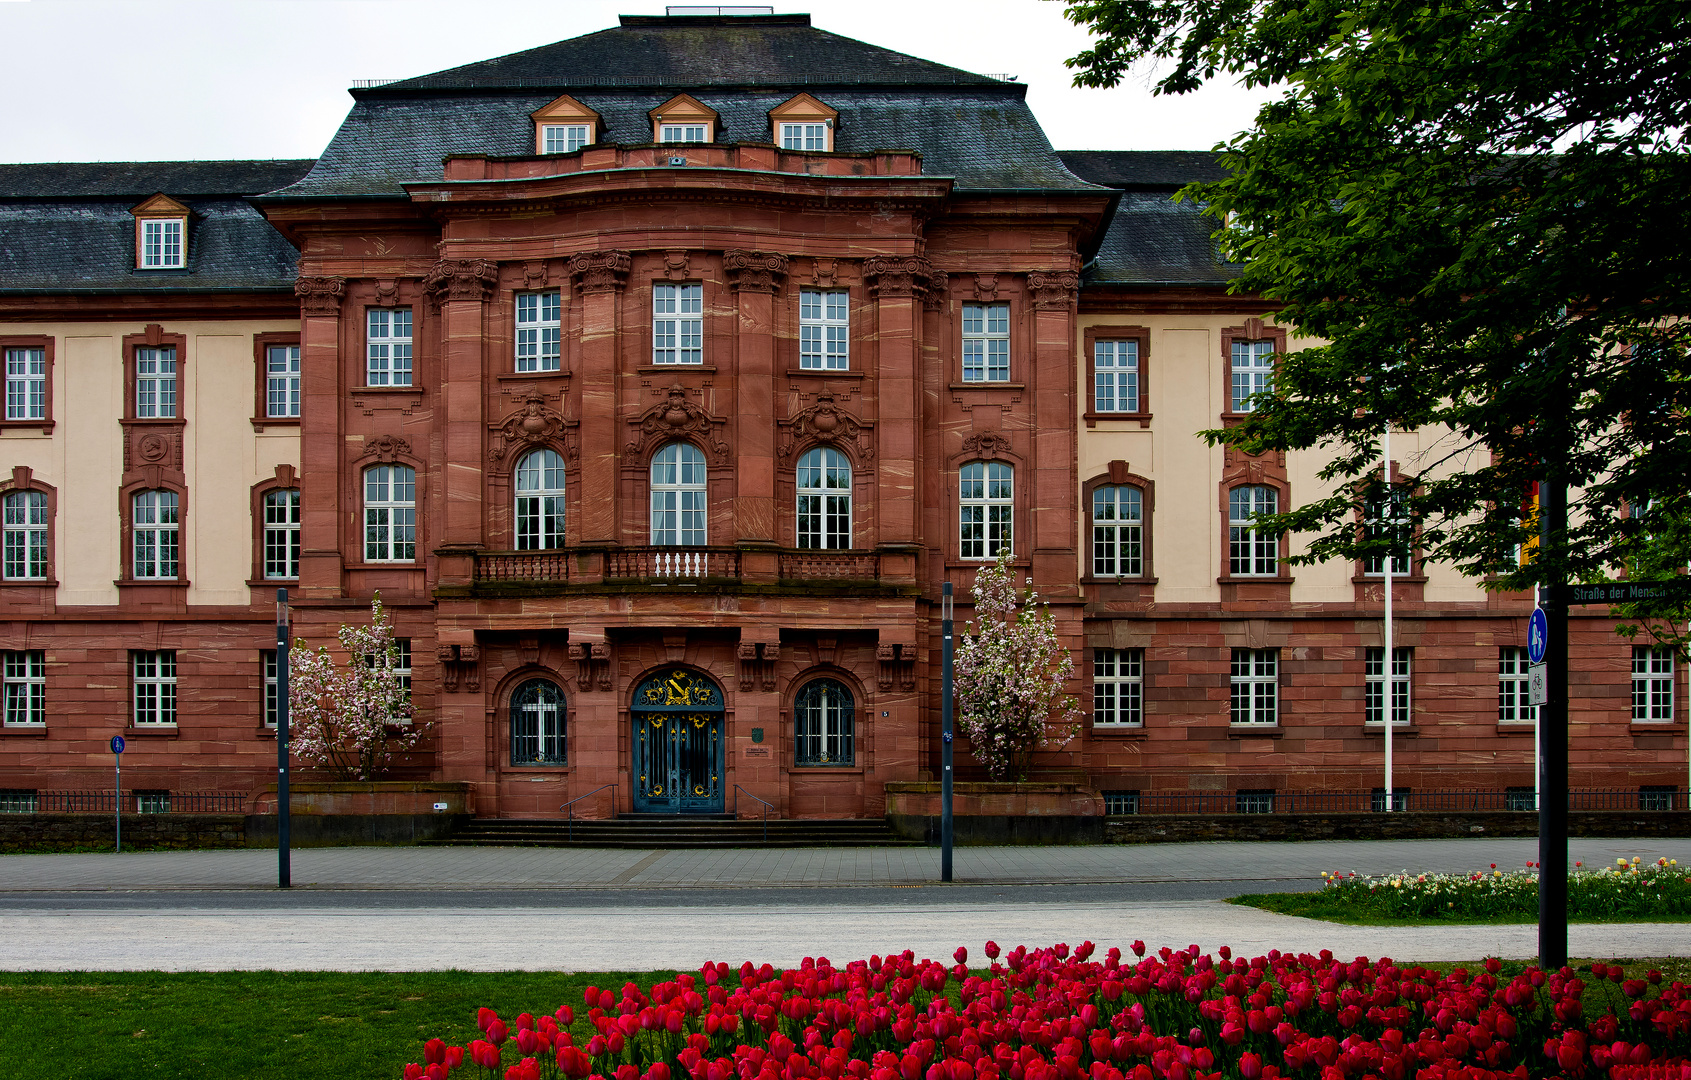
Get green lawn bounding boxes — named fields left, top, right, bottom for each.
left=1229, top=890, right=1691, bottom=925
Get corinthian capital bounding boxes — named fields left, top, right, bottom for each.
left=722, top=250, right=790, bottom=294
left=1028, top=271, right=1081, bottom=311
left=862, top=255, right=934, bottom=300
left=567, top=250, right=633, bottom=294
left=423, top=259, right=500, bottom=303
left=294, top=276, right=346, bottom=317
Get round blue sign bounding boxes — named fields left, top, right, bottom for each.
left=110, top=735, right=125, bottom=755
left=1527, top=607, right=1549, bottom=665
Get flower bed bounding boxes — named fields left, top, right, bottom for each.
left=1317, top=858, right=1691, bottom=921
left=401, top=941, right=1691, bottom=1080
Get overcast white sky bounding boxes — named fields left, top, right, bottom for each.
left=0, top=0, right=1274, bottom=165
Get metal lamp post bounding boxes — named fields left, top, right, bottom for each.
left=941, top=581, right=954, bottom=883
left=277, top=588, right=292, bottom=889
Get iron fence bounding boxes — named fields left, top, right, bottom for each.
left=1103, top=788, right=1690, bottom=816
left=6, top=790, right=250, bottom=814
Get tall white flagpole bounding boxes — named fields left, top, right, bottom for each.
left=1383, top=426, right=1393, bottom=809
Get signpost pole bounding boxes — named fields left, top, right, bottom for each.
left=1382, top=427, right=1393, bottom=810
left=111, top=735, right=123, bottom=854
left=277, top=588, right=291, bottom=890
left=941, top=581, right=954, bottom=883
left=1537, top=481, right=1569, bottom=969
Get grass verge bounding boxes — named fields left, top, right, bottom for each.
left=1228, top=891, right=1691, bottom=924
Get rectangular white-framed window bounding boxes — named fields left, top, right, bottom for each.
left=962, top=303, right=1010, bottom=382
left=1093, top=648, right=1143, bottom=728
left=363, top=465, right=416, bottom=563
left=652, top=283, right=703, bottom=365
left=3, top=489, right=48, bottom=581
left=262, top=650, right=279, bottom=729
left=1228, top=485, right=1278, bottom=576
left=266, top=344, right=301, bottom=418
left=132, top=650, right=177, bottom=726
left=4, top=347, right=46, bottom=421
left=366, top=308, right=414, bottom=387
left=1498, top=647, right=1537, bottom=724
left=660, top=124, right=709, bottom=143
left=541, top=124, right=590, bottom=153
left=1364, top=646, right=1412, bottom=725
left=1094, top=339, right=1139, bottom=413
left=799, top=288, right=849, bottom=370
left=135, top=346, right=177, bottom=418
left=1230, top=339, right=1274, bottom=411
left=958, top=460, right=1012, bottom=559
left=2, top=651, right=45, bottom=727
left=515, top=291, right=562, bottom=372
left=1633, top=645, right=1674, bottom=722
left=780, top=122, right=828, bottom=151
left=140, top=218, right=184, bottom=269
left=393, top=638, right=412, bottom=698
left=136, top=790, right=171, bottom=813
left=1091, top=485, right=1143, bottom=578
left=263, top=489, right=301, bottom=579
left=1230, top=648, right=1278, bottom=725
left=132, top=490, right=179, bottom=579
left=1363, top=487, right=1412, bottom=575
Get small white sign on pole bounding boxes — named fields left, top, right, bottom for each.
left=1528, top=662, right=1549, bottom=706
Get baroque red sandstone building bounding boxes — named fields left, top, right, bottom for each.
left=0, top=11, right=1680, bottom=822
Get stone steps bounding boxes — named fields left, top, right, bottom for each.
left=423, top=815, right=920, bottom=849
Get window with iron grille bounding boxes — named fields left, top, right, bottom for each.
left=516, top=292, right=562, bottom=372
left=1103, top=790, right=1140, bottom=815
left=1236, top=789, right=1275, bottom=814
left=1498, top=647, right=1538, bottom=724
left=1093, top=649, right=1143, bottom=727
left=794, top=679, right=854, bottom=766
left=959, top=461, right=1012, bottom=559
left=136, top=790, right=171, bottom=813
left=1640, top=786, right=1678, bottom=811
left=1370, top=787, right=1410, bottom=812
left=3, top=650, right=45, bottom=726
left=1091, top=485, right=1142, bottom=577
left=1228, top=486, right=1278, bottom=575
left=961, top=303, right=1010, bottom=382
left=510, top=679, right=567, bottom=766
left=1230, top=648, right=1277, bottom=725
left=1505, top=786, right=1537, bottom=811
left=1633, top=645, right=1674, bottom=721
left=799, top=289, right=849, bottom=369
left=132, top=651, right=176, bottom=726
left=0, top=789, right=38, bottom=813
left=1364, top=647, right=1412, bottom=726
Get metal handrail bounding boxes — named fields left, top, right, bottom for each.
left=733, top=785, right=774, bottom=843
left=560, top=784, right=618, bottom=842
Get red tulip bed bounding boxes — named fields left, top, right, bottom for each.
left=402, top=942, right=1691, bottom=1080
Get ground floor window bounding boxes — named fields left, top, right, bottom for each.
left=1103, top=790, right=1140, bottom=815
left=1236, top=789, right=1275, bottom=814
left=1230, top=649, right=1277, bottom=725
left=1633, top=645, right=1674, bottom=722
left=794, top=678, right=854, bottom=766
left=1370, top=786, right=1410, bottom=812
left=0, top=789, right=36, bottom=813
left=136, top=790, right=171, bottom=814
left=1092, top=649, right=1142, bottom=727
left=1640, top=785, right=1678, bottom=811
left=510, top=679, right=567, bottom=766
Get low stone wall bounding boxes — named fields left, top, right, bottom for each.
left=0, top=814, right=246, bottom=852
left=888, top=814, right=1106, bottom=845
left=243, top=812, right=471, bottom=847
left=249, top=781, right=474, bottom=816
left=883, top=781, right=1104, bottom=818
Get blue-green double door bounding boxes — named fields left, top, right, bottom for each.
left=631, top=669, right=724, bottom=814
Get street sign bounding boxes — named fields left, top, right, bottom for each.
left=1527, top=608, right=1548, bottom=665
left=109, top=735, right=125, bottom=755
left=1564, top=580, right=1691, bottom=605
left=1528, top=663, right=1548, bottom=706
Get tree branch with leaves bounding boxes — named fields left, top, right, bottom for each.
left=288, top=594, right=423, bottom=781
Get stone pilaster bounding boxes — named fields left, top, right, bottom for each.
left=567, top=251, right=632, bottom=544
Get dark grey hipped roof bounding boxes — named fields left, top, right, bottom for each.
left=0, top=160, right=311, bottom=294
left=264, top=15, right=1098, bottom=199
left=1059, top=150, right=1238, bottom=286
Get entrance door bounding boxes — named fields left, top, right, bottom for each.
left=631, top=668, right=724, bottom=814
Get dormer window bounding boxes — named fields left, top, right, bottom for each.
left=770, top=93, right=838, bottom=152
left=531, top=93, right=600, bottom=155
left=131, top=194, right=190, bottom=270
left=650, top=94, right=718, bottom=144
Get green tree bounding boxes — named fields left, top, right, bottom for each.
left=1061, top=0, right=1691, bottom=641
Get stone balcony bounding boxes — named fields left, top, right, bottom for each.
left=451, top=545, right=919, bottom=599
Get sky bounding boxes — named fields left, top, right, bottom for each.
left=0, top=0, right=1276, bottom=165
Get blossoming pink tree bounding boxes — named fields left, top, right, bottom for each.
left=288, top=594, right=422, bottom=780
left=952, top=551, right=1082, bottom=781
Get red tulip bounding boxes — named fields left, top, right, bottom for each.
left=1239, top=1053, right=1262, bottom=1080
left=405, top=1064, right=425, bottom=1080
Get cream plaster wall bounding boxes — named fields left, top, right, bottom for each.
left=1076, top=313, right=1491, bottom=603
left=0, top=319, right=300, bottom=607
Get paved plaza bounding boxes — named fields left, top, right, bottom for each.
left=3, top=836, right=1688, bottom=970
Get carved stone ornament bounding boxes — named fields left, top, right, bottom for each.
left=662, top=250, right=691, bottom=282
left=972, top=273, right=999, bottom=300
left=294, top=276, right=346, bottom=317
left=626, top=384, right=729, bottom=462
left=124, top=429, right=182, bottom=472
left=922, top=269, right=949, bottom=311
left=568, top=250, right=633, bottom=294
left=777, top=391, right=873, bottom=464
left=960, top=430, right=1013, bottom=459
left=374, top=278, right=400, bottom=304
left=862, top=255, right=933, bottom=299
left=1028, top=271, right=1081, bottom=311
left=812, top=259, right=840, bottom=288
left=723, top=250, right=789, bottom=294
left=521, top=261, right=550, bottom=290
left=424, top=258, right=499, bottom=303
left=356, top=434, right=412, bottom=463
left=488, top=393, right=576, bottom=465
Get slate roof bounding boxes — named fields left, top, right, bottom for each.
left=1058, top=151, right=1238, bottom=286
left=264, top=15, right=1100, bottom=199
left=0, top=160, right=312, bottom=294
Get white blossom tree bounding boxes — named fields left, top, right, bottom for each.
left=952, top=551, right=1082, bottom=782
left=288, top=594, right=421, bottom=780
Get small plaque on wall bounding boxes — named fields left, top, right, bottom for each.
left=744, top=746, right=772, bottom=759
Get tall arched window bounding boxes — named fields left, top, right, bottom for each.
left=515, top=448, right=566, bottom=550
left=794, top=678, right=854, bottom=766
left=796, top=447, right=851, bottom=549
left=364, top=465, right=416, bottom=563
left=959, top=460, right=1012, bottom=559
left=509, top=678, right=567, bottom=765
left=651, top=443, right=706, bottom=546
left=1228, top=485, right=1278, bottom=575
left=1092, top=485, right=1142, bottom=577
